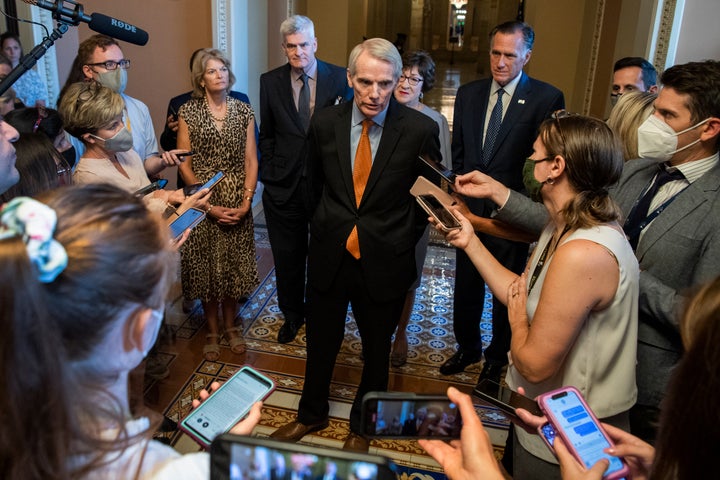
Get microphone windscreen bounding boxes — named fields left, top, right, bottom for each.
left=88, top=13, right=149, bottom=46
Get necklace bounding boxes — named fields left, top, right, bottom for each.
left=205, top=95, right=227, bottom=122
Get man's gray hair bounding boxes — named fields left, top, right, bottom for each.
left=280, top=15, right=315, bottom=39
left=347, top=38, right=402, bottom=79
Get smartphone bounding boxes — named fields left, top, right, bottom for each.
left=176, top=150, right=195, bottom=159
left=134, top=178, right=168, bottom=197
left=179, top=366, right=275, bottom=448
left=416, top=193, right=461, bottom=231
left=210, top=435, right=397, bottom=480
left=184, top=170, right=225, bottom=196
left=361, top=392, right=462, bottom=439
left=418, top=154, right=456, bottom=184
left=472, top=379, right=543, bottom=420
left=537, top=386, right=629, bottom=480
left=169, top=207, right=206, bottom=241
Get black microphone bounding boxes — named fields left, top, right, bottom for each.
left=23, top=0, right=149, bottom=46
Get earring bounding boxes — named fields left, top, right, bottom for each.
left=546, top=177, right=555, bottom=185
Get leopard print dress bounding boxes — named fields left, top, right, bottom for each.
left=179, top=97, right=258, bottom=301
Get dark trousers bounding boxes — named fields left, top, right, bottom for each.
left=262, top=181, right=312, bottom=322
left=452, top=234, right=528, bottom=364
left=298, top=252, right=405, bottom=433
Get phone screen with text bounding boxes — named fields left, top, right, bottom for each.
left=545, top=391, right=624, bottom=475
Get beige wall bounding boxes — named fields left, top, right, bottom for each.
left=673, top=0, right=720, bottom=65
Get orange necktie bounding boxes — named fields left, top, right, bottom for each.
left=346, top=119, right=373, bottom=259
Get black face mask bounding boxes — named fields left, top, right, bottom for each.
left=60, top=146, right=77, bottom=169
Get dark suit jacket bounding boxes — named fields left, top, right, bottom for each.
left=259, top=60, right=352, bottom=204
left=306, top=99, right=440, bottom=302
left=495, top=158, right=720, bottom=401
left=159, top=90, right=251, bottom=151
left=452, top=72, right=564, bottom=217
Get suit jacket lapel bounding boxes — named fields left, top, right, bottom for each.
left=315, top=60, right=340, bottom=108
left=280, top=64, right=306, bottom=133
left=334, top=103, right=356, bottom=206
left=473, top=80, right=491, bottom=165
left=637, top=164, right=720, bottom=257
left=490, top=72, right=531, bottom=158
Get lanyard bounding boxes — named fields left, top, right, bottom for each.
left=528, top=225, right=571, bottom=293
left=624, top=179, right=688, bottom=244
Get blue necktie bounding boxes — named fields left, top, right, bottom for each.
left=482, top=88, right=505, bottom=168
left=298, top=73, right=310, bottom=131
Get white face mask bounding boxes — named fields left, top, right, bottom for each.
left=637, top=115, right=709, bottom=162
left=142, top=308, right=164, bottom=357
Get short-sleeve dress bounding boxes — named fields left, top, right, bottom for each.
left=179, top=97, right=258, bottom=301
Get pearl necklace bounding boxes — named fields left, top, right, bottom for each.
left=205, top=95, right=227, bottom=122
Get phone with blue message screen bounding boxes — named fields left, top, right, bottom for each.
left=537, top=386, right=629, bottom=480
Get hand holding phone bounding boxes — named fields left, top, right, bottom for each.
left=361, top=392, right=462, bottom=439
left=169, top=207, right=206, bottom=241
left=537, top=386, right=630, bottom=480
left=473, top=379, right=543, bottom=421
left=180, top=366, right=275, bottom=448
left=416, top=193, right=461, bottom=231
left=184, top=170, right=225, bottom=196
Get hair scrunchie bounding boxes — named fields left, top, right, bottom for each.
left=0, top=197, right=68, bottom=283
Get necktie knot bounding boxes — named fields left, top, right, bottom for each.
left=361, top=118, right=373, bottom=135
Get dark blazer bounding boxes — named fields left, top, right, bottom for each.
left=452, top=72, right=564, bottom=217
left=495, top=158, right=720, bottom=404
left=259, top=60, right=352, bottom=204
left=159, top=90, right=251, bottom=151
left=306, top=99, right=440, bottom=302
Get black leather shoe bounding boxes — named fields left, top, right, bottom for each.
left=477, top=362, right=504, bottom=384
left=439, top=351, right=481, bottom=375
left=269, top=420, right=328, bottom=442
left=343, top=432, right=369, bottom=452
left=277, top=317, right=304, bottom=344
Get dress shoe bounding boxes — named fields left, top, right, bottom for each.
left=477, top=362, right=504, bottom=384
left=342, top=432, right=369, bottom=452
left=439, top=351, right=481, bottom=375
left=277, top=317, right=304, bottom=344
left=269, top=420, right=328, bottom=442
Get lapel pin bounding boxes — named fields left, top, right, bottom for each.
left=518, top=99, right=526, bottom=104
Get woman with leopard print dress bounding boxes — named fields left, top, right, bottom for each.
left=177, top=48, right=259, bottom=360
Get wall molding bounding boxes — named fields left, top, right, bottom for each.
left=582, top=0, right=605, bottom=116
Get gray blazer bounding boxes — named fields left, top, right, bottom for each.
left=494, top=157, right=720, bottom=404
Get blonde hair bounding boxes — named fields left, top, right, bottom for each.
left=606, top=91, right=656, bottom=160
left=58, top=81, right=124, bottom=138
left=190, top=49, right=236, bottom=99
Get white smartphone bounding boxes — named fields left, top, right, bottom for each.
left=416, top=193, right=461, bottom=231
left=169, top=207, right=206, bottom=241
left=179, top=366, right=275, bottom=448
left=537, top=386, right=629, bottom=480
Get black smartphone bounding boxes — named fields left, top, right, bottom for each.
left=538, top=386, right=629, bottom=480
left=210, top=435, right=397, bottom=480
left=179, top=366, right=275, bottom=448
left=184, top=170, right=225, bottom=196
left=472, top=379, right=543, bottom=419
left=416, top=193, right=461, bottom=231
left=361, top=392, right=462, bottom=439
left=134, top=178, right=168, bottom=197
left=418, top=154, right=456, bottom=184
left=169, top=207, right=206, bottom=241
left=176, top=150, right=195, bottom=159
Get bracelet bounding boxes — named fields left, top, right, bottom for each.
left=207, top=204, right=214, bottom=213
left=244, top=187, right=256, bottom=193
left=244, top=196, right=252, bottom=202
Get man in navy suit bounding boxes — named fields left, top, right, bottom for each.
left=441, top=21, right=564, bottom=380
left=270, top=38, right=440, bottom=451
left=259, top=16, right=352, bottom=344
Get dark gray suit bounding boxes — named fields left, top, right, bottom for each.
left=259, top=60, right=352, bottom=324
left=495, top=157, right=720, bottom=408
left=451, top=72, right=564, bottom=365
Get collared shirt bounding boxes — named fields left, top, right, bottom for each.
left=482, top=72, right=523, bottom=144
left=350, top=102, right=387, bottom=169
left=639, top=152, right=719, bottom=243
left=291, top=58, right=318, bottom=115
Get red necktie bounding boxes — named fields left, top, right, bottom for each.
left=346, top=119, right=373, bottom=259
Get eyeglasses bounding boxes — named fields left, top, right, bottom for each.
left=56, top=157, right=72, bottom=186
left=85, top=59, right=131, bottom=70
left=33, top=106, right=47, bottom=133
left=399, top=75, right=423, bottom=86
left=551, top=109, right=578, bottom=146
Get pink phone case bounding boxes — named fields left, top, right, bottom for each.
left=537, top=386, right=629, bottom=480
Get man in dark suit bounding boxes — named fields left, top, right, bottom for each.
left=270, top=38, right=440, bottom=451
left=259, top=15, right=353, bottom=344
left=441, top=21, right=564, bottom=381
left=469, top=60, right=720, bottom=442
